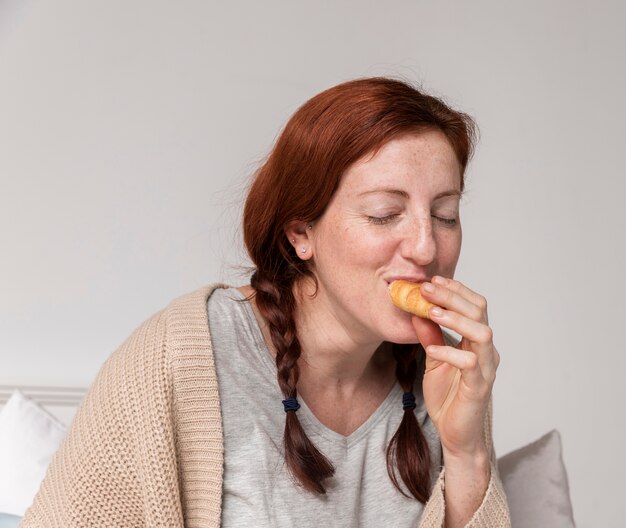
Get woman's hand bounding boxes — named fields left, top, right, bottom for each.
left=411, top=275, right=500, bottom=459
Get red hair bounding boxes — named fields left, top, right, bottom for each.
left=243, top=77, right=477, bottom=501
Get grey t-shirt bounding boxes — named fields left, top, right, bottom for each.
left=208, top=287, right=442, bottom=527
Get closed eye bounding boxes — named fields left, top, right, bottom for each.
left=368, top=214, right=457, bottom=226
left=432, top=215, right=458, bottom=226
left=367, top=214, right=399, bottom=225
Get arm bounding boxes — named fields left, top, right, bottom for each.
left=419, top=398, right=510, bottom=528
left=413, top=276, right=511, bottom=527
left=442, top=449, right=491, bottom=527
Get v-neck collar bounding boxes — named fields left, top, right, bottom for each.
left=296, top=381, right=403, bottom=447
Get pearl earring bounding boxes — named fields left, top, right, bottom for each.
left=301, top=247, right=307, bottom=253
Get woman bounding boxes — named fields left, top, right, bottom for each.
left=22, top=78, right=510, bottom=527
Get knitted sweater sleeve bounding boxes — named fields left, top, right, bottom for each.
left=418, top=397, right=511, bottom=528
left=20, top=309, right=185, bottom=528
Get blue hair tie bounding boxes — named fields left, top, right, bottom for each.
left=402, top=392, right=416, bottom=410
left=282, top=397, right=301, bottom=412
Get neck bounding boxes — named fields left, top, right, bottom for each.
left=239, top=282, right=396, bottom=399
left=292, top=278, right=395, bottom=397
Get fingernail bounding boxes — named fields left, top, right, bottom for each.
left=422, top=283, right=435, bottom=293
left=430, top=307, right=443, bottom=317
left=432, top=276, right=448, bottom=285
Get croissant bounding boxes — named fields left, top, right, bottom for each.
left=389, top=280, right=438, bottom=319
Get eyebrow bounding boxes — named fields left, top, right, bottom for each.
left=357, top=188, right=462, bottom=200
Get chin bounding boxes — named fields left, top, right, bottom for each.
left=388, top=335, right=421, bottom=346
left=383, top=320, right=421, bottom=345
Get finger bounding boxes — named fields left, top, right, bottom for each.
left=428, top=307, right=497, bottom=377
left=432, top=276, right=489, bottom=323
left=421, top=281, right=484, bottom=323
left=429, top=307, right=493, bottom=345
left=425, top=345, right=485, bottom=389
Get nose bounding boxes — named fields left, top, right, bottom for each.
left=400, top=217, right=436, bottom=266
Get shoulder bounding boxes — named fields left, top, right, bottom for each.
left=164, top=283, right=228, bottom=323
left=95, top=283, right=229, bottom=402
left=162, top=283, right=228, bottom=346
left=100, top=280, right=231, bottom=422
left=75, top=283, right=228, bottom=458
left=110, top=283, right=226, bottom=361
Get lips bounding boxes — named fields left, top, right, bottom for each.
left=385, top=276, right=431, bottom=288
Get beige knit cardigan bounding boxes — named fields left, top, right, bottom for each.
left=21, top=285, right=511, bottom=527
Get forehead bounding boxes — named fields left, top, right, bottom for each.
left=338, top=129, right=461, bottom=196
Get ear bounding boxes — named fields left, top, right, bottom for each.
left=284, top=220, right=314, bottom=260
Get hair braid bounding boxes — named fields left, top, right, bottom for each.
left=386, top=343, right=432, bottom=503
left=250, top=271, right=335, bottom=493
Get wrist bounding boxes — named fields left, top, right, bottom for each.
left=442, top=436, right=489, bottom=463
left=441, top=448, right=491, bottom=528
left=443, top=447, right=490, bottom=477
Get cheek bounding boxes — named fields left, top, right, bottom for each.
left=435, top=229, right=462, bottom=272
left=340, top=227, right=397, bottom=267
left=323, top=220, right=363, bottom=252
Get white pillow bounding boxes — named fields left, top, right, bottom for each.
left=0, top=390, right=67, bottom=517
left=497, top=429, right=576, bottom=527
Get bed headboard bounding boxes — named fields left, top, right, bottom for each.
left=0, top=385, right=87, bottom=426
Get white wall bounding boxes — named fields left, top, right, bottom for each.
left=1, top=1, right=624, bottom=525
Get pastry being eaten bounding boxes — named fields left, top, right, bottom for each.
left=389, top=280, right=439, bottom=319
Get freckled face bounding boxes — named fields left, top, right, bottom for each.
left=305, top=129, right=463, bottom=346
